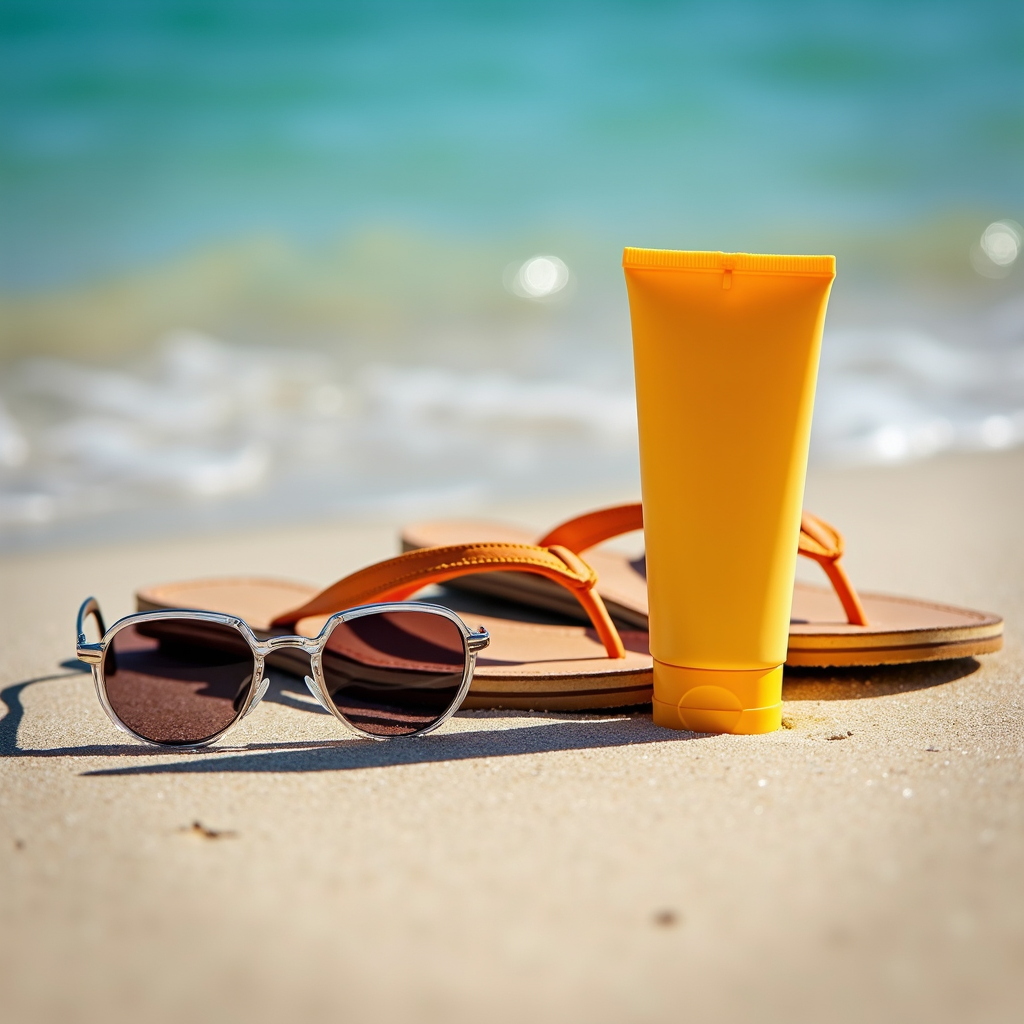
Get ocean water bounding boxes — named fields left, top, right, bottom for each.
left=1, top=1, right=1022, bottom=548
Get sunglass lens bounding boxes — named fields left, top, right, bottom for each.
left=320, top=610, right=467, bottom=737
left=103, top=619, right=255, bottom=745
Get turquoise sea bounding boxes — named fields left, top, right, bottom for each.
left=1, top=1, right=1022, bottom=547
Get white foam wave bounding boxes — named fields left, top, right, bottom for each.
left=812, top=320, right=1024, bottom=464
left=2, top=313, right=1023, bottom=538
left=0, top=332, right=640, bottom=530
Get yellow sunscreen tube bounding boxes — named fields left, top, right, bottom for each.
left=623, top=248, right=835, bottom=734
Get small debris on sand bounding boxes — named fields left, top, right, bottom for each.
left=181, top=821, right=237, bottom=841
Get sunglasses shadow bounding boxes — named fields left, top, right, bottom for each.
left=3, top=653, right=983, bottom=773
left=79, top=713, right=691, bottom=776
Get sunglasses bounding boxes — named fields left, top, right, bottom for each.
left=75, top=597, right=490, bottom=748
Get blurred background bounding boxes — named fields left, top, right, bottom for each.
left=1, top=0, right=1021, bottom=551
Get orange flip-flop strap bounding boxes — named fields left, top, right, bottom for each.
left=796, top=511, right=868, bottom=626
left=539, top=502, right=868, bottom=627
left=271, top=542, right=626, bottom=659
left=538, top=502, right=644, bottom=554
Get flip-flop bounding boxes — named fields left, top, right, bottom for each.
left=401, top=504, right=1003, bottom=668
left=136, top=542, right=653, bottom=711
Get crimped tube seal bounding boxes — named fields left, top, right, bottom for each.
left=651, top=661, right=783, bottom=734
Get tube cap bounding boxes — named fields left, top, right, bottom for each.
left=651, top=661, right=783, bottom=734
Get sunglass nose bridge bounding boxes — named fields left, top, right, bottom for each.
left=260, top=634, right=321, bottom=656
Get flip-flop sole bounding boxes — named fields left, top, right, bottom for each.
left=401, top=520, right=1004, bottom=668
left=136, top=579, right=655, bottom=710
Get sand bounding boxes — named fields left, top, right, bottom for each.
left=2, top=450, right=1023, bottom=1023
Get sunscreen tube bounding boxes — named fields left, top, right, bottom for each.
left=623, top=249, right=835, bottom=734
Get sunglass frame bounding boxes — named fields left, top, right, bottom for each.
left=76, top=597, right=489, bottom=749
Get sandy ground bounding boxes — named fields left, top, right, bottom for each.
left=2, top=449, right=1023, bottom=1023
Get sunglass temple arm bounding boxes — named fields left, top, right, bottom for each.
left=76, top=596, right=107, bottom=665
left=467, top=627, right=490, bottom=654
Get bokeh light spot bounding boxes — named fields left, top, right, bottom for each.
left=980, top=222, right=1021, bottom=267
left=510, top=255, right=570, bottom=299
left=971, top=220, right=1022, bottom=277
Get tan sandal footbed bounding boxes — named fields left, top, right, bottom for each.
left=400, top=518, right=1003, bottom=669
left=134, top=503, right=1003, bottom=715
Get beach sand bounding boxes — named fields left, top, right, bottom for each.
left=2, top=449, right=1022, bottom=1023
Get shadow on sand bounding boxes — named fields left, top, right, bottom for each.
left=79, top=715, right=686, bottom=777
left=782, top=657, right=981, bottom=701
left=0, top=664, right=684, bottom=772
left=0, top=654, right=983, bottom=773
